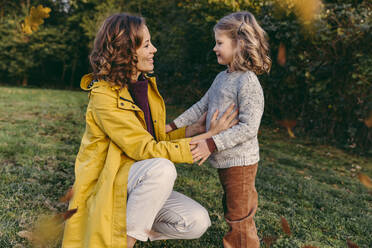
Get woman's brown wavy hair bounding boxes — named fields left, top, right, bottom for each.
left=214, top=12, right=271, bottom=75
left=89, top=13, right=145, bottom=87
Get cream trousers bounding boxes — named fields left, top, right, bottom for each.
left=126, top=158, right=211, bottom=242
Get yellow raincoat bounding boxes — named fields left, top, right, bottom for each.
left=62, top=74, right=193, bottom=248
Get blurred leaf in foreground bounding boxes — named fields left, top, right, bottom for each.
left=18, top=208, right=77, bottom=247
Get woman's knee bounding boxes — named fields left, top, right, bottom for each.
left=147, top=158, right=177, bottom=183
left=188, top=207, right=211, bottom=238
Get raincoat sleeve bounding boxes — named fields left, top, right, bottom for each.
left=164, top=126, right=187, bottom=141
left=91, top=92, right=193, bottom=164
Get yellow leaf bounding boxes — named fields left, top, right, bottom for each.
left=22, top=4, right=51, bottom=34
left=277, top=119, right=297, bottom=138
left=21, top=23, right=33, bottom=34
left=31, top=214, right=64, bottom=247
left=287, top=127, right=296, bottom=138
left=294, top=0, right=322, bottom=24
left=273, top=0, right=322, bottom=26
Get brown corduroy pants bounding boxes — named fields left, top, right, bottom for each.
left=218, top=164, right=260, bottom=248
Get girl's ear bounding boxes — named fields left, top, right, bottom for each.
left=237, top=39, right=244, bottom=49
left=234, top=39, right=242, bottom=54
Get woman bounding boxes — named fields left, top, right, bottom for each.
left=62, top=13, right=237, bottom=248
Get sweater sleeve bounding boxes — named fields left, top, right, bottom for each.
left=212, top=73, right=264, bottom=151
left=172, top=88, right=210, bottom=128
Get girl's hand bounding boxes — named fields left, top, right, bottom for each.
left=165, top=124, right=172, bottom=133
left=209, top=104, right=239, bottom=136
left=190, top=139, right=211, bottom=165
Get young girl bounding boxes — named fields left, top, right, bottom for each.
left=167, top=12, right=271, bottom=248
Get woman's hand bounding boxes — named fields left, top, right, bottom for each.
left=166, top=112, right=207, bottom=136
left=209, top=103, right=239, bottom=136
left=190, top=139, right=211, bottom=165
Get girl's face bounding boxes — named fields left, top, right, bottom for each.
left=213, top=30, right=236, bottom=68
left=134, top=25, right=157, bottom=79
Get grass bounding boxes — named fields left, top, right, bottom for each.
left=0, top=86, right=371, bottom=248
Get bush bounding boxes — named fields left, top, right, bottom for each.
left=0, top=0, right=370, bottom=152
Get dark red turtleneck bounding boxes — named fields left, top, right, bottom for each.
left=128, top=75, right=155, bottom=138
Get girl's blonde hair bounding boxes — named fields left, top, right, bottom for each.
left=214, top=12, right=271, bottom=75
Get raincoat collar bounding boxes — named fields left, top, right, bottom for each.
left=80, top=73, right=157, bottom=93
left=80, top=73, right=158, bottom=112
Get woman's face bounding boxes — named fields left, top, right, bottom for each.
left=135, top=25, right=157, bottom=78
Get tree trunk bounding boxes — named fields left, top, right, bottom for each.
left=69, top=57, right=77, bottom=89
left=61, top=61, right=66, bottom=82
left=22, top=75, right=28, bottom=86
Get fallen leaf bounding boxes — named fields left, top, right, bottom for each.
left=60, top=187, right=74, bottom=203
left=287, top=127, right=296, bottom=138
left=61, top=208, right=78, bottom=220
left=277, top=43, right=286, bottom=66
left=347, top=240, right=359, bottom=248
left=262, top=235, right=277, bottom=247
left=280, top=216, right=291, bottom=236
left=277, top=119, right=297, bottom=138
left=358, top=173, right=372, bottom=189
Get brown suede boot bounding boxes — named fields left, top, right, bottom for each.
left=218, top=164, right=259, bottom=248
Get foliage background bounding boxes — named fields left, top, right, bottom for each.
left=0, top=0, right=371, bottom=152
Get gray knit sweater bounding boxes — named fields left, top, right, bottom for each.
left=173, top=70, right=264, bottom=168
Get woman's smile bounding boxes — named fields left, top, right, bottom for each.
left=134, top=25, right=157, bottom=79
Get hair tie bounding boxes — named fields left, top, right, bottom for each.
left=238, top=22, right=244, bottom=34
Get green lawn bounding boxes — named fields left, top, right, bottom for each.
left=0, top=86, right=371, bottom=248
